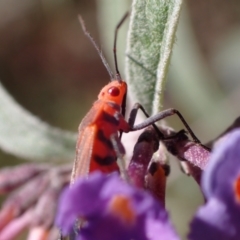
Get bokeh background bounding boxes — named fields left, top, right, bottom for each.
left=0, top=0, right=240, bottom=239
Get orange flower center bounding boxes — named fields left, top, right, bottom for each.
left=108, top=194, right=136, bottom=224
left=234, top=175, right=240, bottom=203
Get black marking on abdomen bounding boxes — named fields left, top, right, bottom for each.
left=102, top=111, right=119, bottom=126
left=97, top=129, right=113, bottom=149
left=94, top=154, right=116, bottom=165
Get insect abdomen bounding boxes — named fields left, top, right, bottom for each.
left=89, top=106, right=121, bottom=173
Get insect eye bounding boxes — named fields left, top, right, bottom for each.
left=108, top=87, right=120, bottom=97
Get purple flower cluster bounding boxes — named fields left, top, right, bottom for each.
left=56, top=172, right=179, bottom=240
left=189, top=130, right=240, bottom=240
left=56, top=129, right=240, bottom=240
left=0, top=164, right=71, bottom=239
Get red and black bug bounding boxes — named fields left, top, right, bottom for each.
left=71, top=13, right=204, bottom=184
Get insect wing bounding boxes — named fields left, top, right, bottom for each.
left=71, top=124, right=97, bottom=184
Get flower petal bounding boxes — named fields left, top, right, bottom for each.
left=190, top=130, right=240, bottom=240
left=56, top=172, right=179, bottom=240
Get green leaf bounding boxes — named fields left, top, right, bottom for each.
left=126, top=0, right=183, bottom=114
left=0, top=82, right=77, bottom=161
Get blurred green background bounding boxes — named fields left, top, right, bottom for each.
left=0, top=0, right=240, bottom=239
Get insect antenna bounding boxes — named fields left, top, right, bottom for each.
left=78, top=15, right=114, bottom=80
left=113, top=12, right=129, bottom=81
left=113, top=12, right=129, bottom=140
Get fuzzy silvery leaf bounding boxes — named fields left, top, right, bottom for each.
left=126, top=0, right=183, bottom=115
left=0, top=82, right=76, bottom=161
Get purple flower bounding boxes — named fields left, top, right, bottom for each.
left=56, top=172, right=179, bottom=240
left=0, top=163, right=69, bottom=240
left=189, top=130, right=240, bottom=240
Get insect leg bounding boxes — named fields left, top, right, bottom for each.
left=110, top=134, right=129, bottom=182
left=128, top=103, right=165, bottom=140
left=129, top=103, right=201, bottom=143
